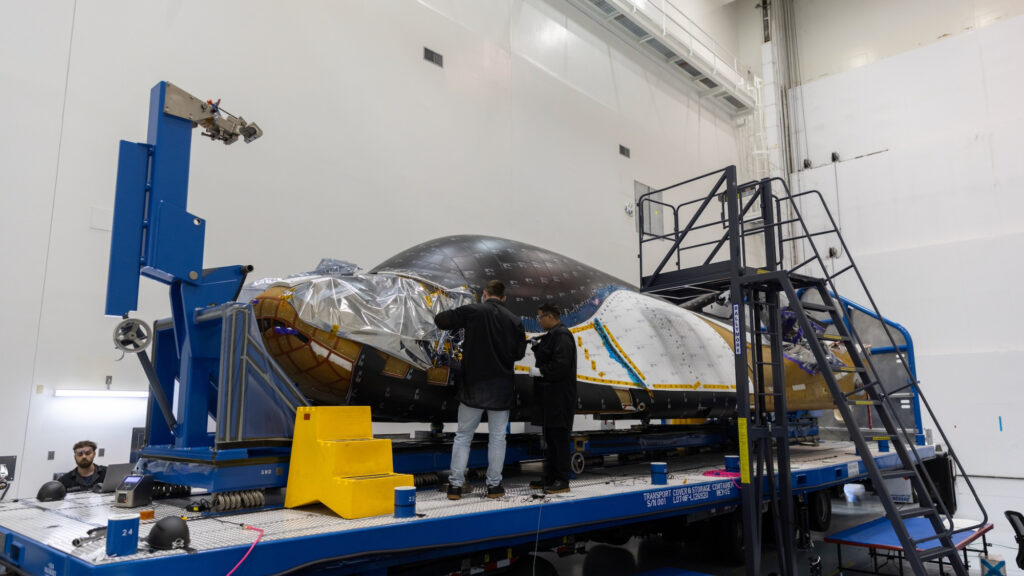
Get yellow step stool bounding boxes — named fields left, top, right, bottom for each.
left=285, top=406, right=414, bottom=519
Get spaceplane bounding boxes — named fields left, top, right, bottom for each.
left=246, top=235, right=855, bottom=423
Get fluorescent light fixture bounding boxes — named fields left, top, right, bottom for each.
left=54, top=389, right=149, bottom=399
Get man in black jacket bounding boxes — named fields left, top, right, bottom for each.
left=58, top=440, right=107, bottom=493
left=435, top=280, right=526, bottom=499
left=529, top=303, right=577, bottom=494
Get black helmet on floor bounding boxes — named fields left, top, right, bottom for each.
left=36, top=481, right=66, bottom=502
left=146, top=516, right=190, bottom=550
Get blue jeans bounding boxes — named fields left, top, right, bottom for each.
left=448, top=403, right=509, bottom=488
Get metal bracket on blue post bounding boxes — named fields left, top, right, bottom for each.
left=105, top=82, right=304, bottom=492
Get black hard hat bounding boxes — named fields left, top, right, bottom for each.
left=146, top=516, right=190, bottom=550
left=36, top=481, right=66, bottom=502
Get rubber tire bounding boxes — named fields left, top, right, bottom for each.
left=808, top=489, right=832, bottom=532
left=714, top=512, right=745, bottom=566
left=592, top=530, right=632, bottom=546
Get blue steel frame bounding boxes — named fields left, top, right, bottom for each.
left=0, top=446, right=934, bottom=576
left=798, top=289, right=925, bottom=446
left=105, top=82, right=290, bottom=490
left=836, top=296, right=925, bottom=446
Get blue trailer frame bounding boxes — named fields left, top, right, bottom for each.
left=0, top=443, right=934, bottom=576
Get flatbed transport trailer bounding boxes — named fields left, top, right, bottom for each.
left=0, top=441, right=948, bottom=576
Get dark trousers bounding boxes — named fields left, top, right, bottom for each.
left=543, top=426, right=570, bottom=483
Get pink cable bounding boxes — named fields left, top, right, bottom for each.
left=226, top=525, right=263, bottom=576
left=702, top=469, right=742, bottom=491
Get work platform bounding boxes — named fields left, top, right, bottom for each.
left=826, top=516, right=993, bottom=575
left=0, top=442, right=935, bottom=575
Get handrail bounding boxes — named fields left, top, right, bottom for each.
left=773, top=182, right=959, bottom=523
left=639, top=180, right=794, bottom=276
left=703, top=184, right=765, bottom=266
left=832, top=293, right=923, bottom=439
left=642, top=171, right=728, bottom=287
left=624, top=0, right=757, bottom=91
left=636, top=169, right=988, bottom=539
left=768, top=177, right=988, bottom=532
left=636, top=166, right=729, bottom=205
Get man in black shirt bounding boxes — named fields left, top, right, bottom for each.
left=57, top=440, right=107, bottom=493
left=435, top=280, right=526, bottom=499
left=529, top=303, right=578, bottom=494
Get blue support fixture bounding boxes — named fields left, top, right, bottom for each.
left=105, top=82, right=304, bottom=491
left=838, top=296, right=925, bottom=446
left=795, top=288, right=925, bottom=446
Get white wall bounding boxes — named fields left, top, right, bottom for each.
left=0, top=0, right=740, bottom=497
left=19, top=397, right=147, bottom=492
left=730, top=0, right=765, bottom=84
left=0, top=0, right=78, bottom=499
left=793, top=0, right=1024, bottom=81
left=788, top=12, right=1024, bottom=478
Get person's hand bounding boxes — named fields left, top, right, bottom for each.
left=529, top=367, right=542, bottom=378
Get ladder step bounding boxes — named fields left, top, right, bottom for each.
left=879, top=468, right=915, bottom=480
left=917, top=545, right=957, bottom=563
left=899, top=507, right=936, bottom=520
left=791, top=256, right=818, bottom=273
left=888, top=381, right=916, bottom=395
left=835, top=366, right=867, bottom=373
left=801, top=302, right=834, bottom=312
left=844, top=382, right=881, bottom=398
left=826, top=264, right=855, bottom=281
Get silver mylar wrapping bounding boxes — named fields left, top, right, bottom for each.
left=243, top=264, right=473, bottom=370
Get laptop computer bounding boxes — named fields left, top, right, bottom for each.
left=98, top=463, right=138, bottom=493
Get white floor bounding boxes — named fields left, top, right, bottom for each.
left=954, top=476, right=1024, bottom=576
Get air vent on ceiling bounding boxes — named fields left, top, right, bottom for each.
left=619, top=145, right=631, bottom=158
left=722, top=95, right=746, bottom=110
left=424, top=47, right=443, bottom=68
left=568, top=0, right=757, bottom=117
left=613, top=14, right=649, bottom=39
left=645, top=37, right=676, bottom=59
left=699, top=77, right=719, bottom=89
left=675, top=59, right=703, bottom=77
left=587, top=0, right=618, bottom=15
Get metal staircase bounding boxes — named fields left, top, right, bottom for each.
left=636, top=166, right=987, bottom=576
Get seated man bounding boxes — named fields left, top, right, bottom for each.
left=57, top=440, right=107, bottom=493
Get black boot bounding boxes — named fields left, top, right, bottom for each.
left=543, top=480, right=570, bottom=494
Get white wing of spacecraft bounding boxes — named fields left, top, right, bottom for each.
left=520, top=290, right=736, bottom=394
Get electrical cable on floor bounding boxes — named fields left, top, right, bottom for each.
left=532, top=498, right=545, bottom=574
left=225, top=524, right=263, bottom=576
